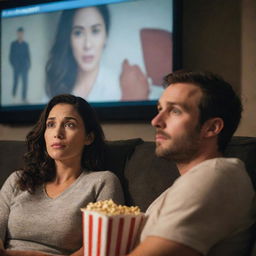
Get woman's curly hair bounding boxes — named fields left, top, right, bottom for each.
left=17, top=94, right=106, bottom=193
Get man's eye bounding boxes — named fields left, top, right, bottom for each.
left=171, top=108, right=181, bottom=114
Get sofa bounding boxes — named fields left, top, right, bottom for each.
left=1, top=136, right=256, bottom=253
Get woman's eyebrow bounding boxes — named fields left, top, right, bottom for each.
left=46, top=117, right=55, bottom=120
left=72, top=23, right=102, bottom=29
left=64, top=117, right=78, bottom=122
left=72, top=25, right=84, bottom=30
left=46, top=117, right=78, bottom=121
left=92, top=24, right=102, bottom=27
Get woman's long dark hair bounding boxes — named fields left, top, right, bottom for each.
left=18, top=94, right=106, bottom=193
left=45, top=5, right=110, bottom=98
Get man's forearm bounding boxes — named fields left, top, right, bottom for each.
left=70, top=247, right=83, bottom=256
left=127, top=236, right=202, bottom=256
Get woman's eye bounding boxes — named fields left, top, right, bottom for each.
left=92, top=26, right=101, bottom=35
left=65, top=122, right=75, bottom=128
left=46, top=122, right=55, bottom=128
left=72, top=29, right=83, bottom=37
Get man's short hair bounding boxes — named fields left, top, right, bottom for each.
left=17, top=27, right=24, bottom=32
left=163, top=70, right=242, bottom=152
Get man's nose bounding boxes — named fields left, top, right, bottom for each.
left=151, top=111, right=166, bottom=129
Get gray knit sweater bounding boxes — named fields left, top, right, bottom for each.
left=0, top=170, right=124, bottom=255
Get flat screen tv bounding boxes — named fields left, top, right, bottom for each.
left=0, top=0, right=182, bottom=124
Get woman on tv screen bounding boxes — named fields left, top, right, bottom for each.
left=45, top=5, right=156, bottom=102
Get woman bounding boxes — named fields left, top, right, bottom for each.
left=45, top=5, right=152, bottom=102
left=0, top=94, right=124, bottom=256
left=46, top=6, right=121, bottom=101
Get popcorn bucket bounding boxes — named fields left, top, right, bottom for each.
left=81, top=210, right=146, bottom=256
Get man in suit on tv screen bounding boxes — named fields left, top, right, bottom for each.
left=9, top=27, right=31, bottom=103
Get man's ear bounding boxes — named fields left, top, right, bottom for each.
left=84, top=132, right=94, bottom=145
left=202, top=118, right=224, bottom=138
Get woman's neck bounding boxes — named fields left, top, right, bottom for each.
left=73, top=67, right=99, bottom=98
left=45, top=161, right=83, bottom=199
left=53, top=160, right=82, bottom=185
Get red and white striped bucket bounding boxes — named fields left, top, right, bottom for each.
left=81, top=210, right=146, bottom=256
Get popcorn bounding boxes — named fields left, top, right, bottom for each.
left=83, top=199, right=141, bottom=215
left=81, top=200, right=146, bottom=256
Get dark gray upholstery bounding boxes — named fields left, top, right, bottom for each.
left=1, top=136, right=256, bottom=210
left=0, top=136, right=256, bottom=253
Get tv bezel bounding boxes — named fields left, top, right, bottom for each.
left=0, top=0, right=182, bottom=124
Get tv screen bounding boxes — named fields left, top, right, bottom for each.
left=0, top=0, right=181, bottom=123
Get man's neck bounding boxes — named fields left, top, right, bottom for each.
left=177, top=151, right=222, bottom=175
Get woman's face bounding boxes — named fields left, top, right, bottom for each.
left=44, top=103, right=92, bottom=165
left=71, top=7, right=107, bottom=73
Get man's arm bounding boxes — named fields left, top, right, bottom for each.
left=127, top=236, right=202, bottom=256
left=26, top=43, right=31, bottom=69
left=70, top=247, right=83, bottom=256
left=9, top=42, right=14, bottom=67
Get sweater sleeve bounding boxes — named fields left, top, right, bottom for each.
left=0, top=172, right=19, bottom=242
left=95, top=171, right=124, bottom=205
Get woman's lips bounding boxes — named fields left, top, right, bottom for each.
left=51, top=143, right=65, bottom=149
left=82, top=55, right=94, bottom=62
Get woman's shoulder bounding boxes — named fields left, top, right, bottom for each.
left=1, top=170, right=21, bottom=195
left=4, top=170, right=21, bottom=185
left=83, top=170, right=119, bottom=181
left=78, top=170, right=121, bottom=189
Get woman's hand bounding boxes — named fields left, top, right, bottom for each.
left=0, top=249, right=6, bottom=256
left=120, top=59, right=149, bottom=101
left=3, top=250, right=63, bottom=256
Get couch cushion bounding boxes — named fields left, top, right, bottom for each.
left=123, top=141, right=179, bottom=211
left=124, top=136, right=256, bottom=212
left=104, top=138, right=143, bottom=189
left=0, top=139, right=143, bottom=190
left=0, top=140, right=26, bottom=187
left=224, top=136, right=256, bottom=189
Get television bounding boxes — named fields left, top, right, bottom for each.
left=0, top=0, right=182, bottom=124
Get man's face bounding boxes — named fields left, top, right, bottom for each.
left=17, top=31, right=24, bottom=41
left=151, top=83, right=203, bottom=163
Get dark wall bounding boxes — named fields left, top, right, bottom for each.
left=182, top=0, right=241, bottom=94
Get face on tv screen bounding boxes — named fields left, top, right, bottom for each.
left=1, top=0, right=174, bottom=108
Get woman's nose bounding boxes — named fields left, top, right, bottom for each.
left=54, top=126, right=64, bottom=139
left=83, top=33, right=92, bottom=49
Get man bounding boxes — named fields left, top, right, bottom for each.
left=9, top=27, right=31, bottom=102
left=128, top=71, right=255, bottom=256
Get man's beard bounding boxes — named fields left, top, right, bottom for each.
left=155, top=128, right=201, bottom=164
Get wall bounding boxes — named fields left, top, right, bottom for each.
left=238, top=0, right=256, bottom=135
left=182, top=0, right=256, bottom=137
left=0, top=0, right=255, bottom=141
left=182, top=0, right=241, bottom=93
left=0, top=122, right=155, bottom=141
